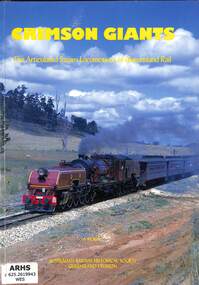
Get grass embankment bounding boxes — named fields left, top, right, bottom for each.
left=0, top=122, right=81, bottom=202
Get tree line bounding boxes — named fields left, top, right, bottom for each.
left=0, top=83, right=98, bottom=153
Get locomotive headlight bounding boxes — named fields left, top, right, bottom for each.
left=52, top=196, right=57, bottom=204
left=37, top=168, right=48, bottom=180
left=38, top=168, right=45, bottom=176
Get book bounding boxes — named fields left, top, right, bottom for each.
left=0, top=1, right=199, bottom=284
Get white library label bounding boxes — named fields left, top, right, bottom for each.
left=1, top=262, right=38, bottom=284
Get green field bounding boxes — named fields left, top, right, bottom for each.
left=0, top=122, right=80, bottom=205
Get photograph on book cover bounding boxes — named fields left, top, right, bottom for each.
left=0, top=1, right=199, bottom=284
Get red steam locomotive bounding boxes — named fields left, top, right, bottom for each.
left=22, top=154, right=199, bottom=213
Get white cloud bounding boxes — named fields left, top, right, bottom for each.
left=0, top=77, right=53, bottom=93
left=0, top=57, right=73, bottom=82
left=0, top=55, right=189, bottom=91
left=66, top=89, right=144, bottom=126
left=112, top=53, right=189, bottom=78
left=82, top=46, right=106, bottom=58
left=65, top=89, right=197, bottom=127
left=193, top=56, right=199, bottom=67
left=65, top=103, right=96, bottom=112
left=2, top=27, right=199, bottom=129
left=125, top=28, right=199, bottom=59
left=93, top=108, right=119, bottom=120
left=134, top=97, right=182, bottom=112
left=3, top=27, right=197, bottom=93
left=167, top=76, right=199, bottom=94
left=7, top=36, right=64, bottom=57
left=182, top=96, right=198, bottom=103
left=68, top=89, right=143, bottom=106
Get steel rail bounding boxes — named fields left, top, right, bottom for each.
left=0, top=211, right=45, bottom=229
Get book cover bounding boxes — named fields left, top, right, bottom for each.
left=0, top=1, right=199, bottom=285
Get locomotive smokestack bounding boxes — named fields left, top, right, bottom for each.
left=78, top=154, right=89, bottom=160
left=37, top=168, right=48, bottom=180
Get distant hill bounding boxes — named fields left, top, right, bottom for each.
left=7, top=120, right=81, bottom=152
left=6, top=120, right=193, bottom=156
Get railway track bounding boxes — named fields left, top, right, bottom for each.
left=0, top=211, right=45, bottom=229
left=0, top=174, right=197, bottom=230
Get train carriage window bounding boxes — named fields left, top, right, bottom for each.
left=140, top=162, right=147, bottom=174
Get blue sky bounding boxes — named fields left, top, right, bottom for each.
left=1, top=1, right=199, bottom=56
left=1, top=1, right=199, bottom=144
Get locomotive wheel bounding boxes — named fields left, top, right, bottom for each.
left=73, top=196, right=79, bottom=207
left=88, top=190, right=96, bottom=204
left=141, top=185, right=147, bottom=191
left=118, top=185, right=124, bottom=196
left=84, top=193, right=91, bottom=204
left=65, top=196, right=73, bottom=210
left=123, top=186, right=130, bottom=194
left=50, top=206, right=56, bottom=215
left=112, top=185, right=118, bottom=197
left=79, top=195, right=86, bottom=205
left=57, top=204, right=65, bottom=212
left=81, top=187, right=88, bottom=205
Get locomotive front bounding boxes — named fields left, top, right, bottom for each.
left=22, top=164, right=86, bottom=212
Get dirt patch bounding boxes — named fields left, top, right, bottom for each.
left=0, top=194, right=197, bottom=285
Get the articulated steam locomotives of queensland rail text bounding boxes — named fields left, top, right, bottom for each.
left=22, top=154, right=199, bottom=213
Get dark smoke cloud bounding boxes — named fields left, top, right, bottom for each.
left=79, top=110, right=199, bottom=154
